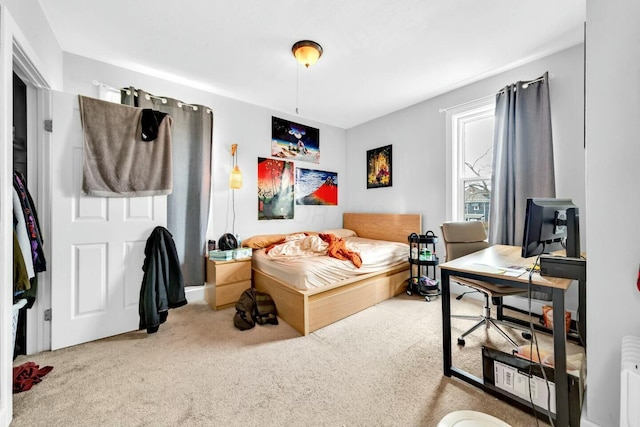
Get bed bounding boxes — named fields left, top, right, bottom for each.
left=248, top=212, right=421, bottom=335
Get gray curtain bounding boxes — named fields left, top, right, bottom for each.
left=488, top=72, right=555, bottom=247
left=123, top=88, right=213, bottom=286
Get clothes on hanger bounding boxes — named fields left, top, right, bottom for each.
left=12, top=170, right=46, bottom=310
left=13, top=187, right=34, bottom=279
left=13, top=232, right=30, bottom=293
left=13, top=171, right=46, bottom=274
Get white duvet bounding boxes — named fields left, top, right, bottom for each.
left=253, top=236, right=409, bottom=290
left=266, top=233, right=329, bottom=259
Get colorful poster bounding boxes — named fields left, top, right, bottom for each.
left=367, top=145, right=392, bottom=189
left=257, top=157, right=295, bottom=220
left=271, top=116, right=320, bottom=164
left=295, top=168, right=338, bottom=205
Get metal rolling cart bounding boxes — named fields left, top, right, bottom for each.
left=406, top=231, right=441, bottom=302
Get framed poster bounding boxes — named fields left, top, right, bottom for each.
left=271, top=116, right=320, bottom=164
left=295, top=168, right=338, bottom=205
left=366, top=145, right=392, bottom=188
left=257, top=157, right=295, bottom=220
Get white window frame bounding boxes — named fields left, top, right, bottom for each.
left=445, top=98, right=495, bottom=222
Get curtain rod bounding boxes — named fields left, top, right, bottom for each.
left=91, top=80, right=212, bottom=114
left=497, top=72, right=554, bottom=95
left=439, top=94, right=494, bottom=113
left=92, top=79, right=120, bottom=93
left=131, top=90, right=213, bottom=114
left=140, top=92, right=168, bottom=104
left=440, top=73, right=555, bottom=112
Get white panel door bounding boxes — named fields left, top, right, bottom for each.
left=50, top=91, right=167, bottom=350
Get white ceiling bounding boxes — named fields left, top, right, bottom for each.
left=39, top=0, right=586, bottom=129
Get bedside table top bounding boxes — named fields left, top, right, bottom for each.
left=211, top=257, right=251, bottom=265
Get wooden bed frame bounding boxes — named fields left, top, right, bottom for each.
left=253, top=213, right=421, bottom=335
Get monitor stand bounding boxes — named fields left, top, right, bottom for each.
left=539, top=255, right=587, bottom=348
left=539, top=255, right=586, bottom=281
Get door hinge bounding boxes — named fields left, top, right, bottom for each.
left=44, top=309, right=52, bottom=321
left=44, top=119, right=53, bottom=132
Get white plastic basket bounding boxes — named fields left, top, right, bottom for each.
left=12, top=299, right=27, bottom=353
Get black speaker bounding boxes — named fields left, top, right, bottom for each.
left=218, top=233, right=238, bottom=251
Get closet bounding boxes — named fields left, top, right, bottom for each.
left=12, top=70, right=46, bottom=359
left=12, top=71, right=28, bottom=359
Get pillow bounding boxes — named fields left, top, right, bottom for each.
left=320, top=228, right=357, bottom=239
left=241, top=234, right=286, bottom=249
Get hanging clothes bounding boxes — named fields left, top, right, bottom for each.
left=13, top=187, right=34, bottom=279
left=13, top=171, right=46, bottom=273
left=13, top=232, right=30, bottom=293
left=139, top=226, right=187, bottom=334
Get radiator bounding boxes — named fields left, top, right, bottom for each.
left=621, top=336, right=640, bottom=427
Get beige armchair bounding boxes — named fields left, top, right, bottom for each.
left=440, top=221, right=530, bottom=347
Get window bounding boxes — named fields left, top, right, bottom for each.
left=447, top=99, right=495, bottom=228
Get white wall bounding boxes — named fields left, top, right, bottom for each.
left=346, top=43, right=585, bottom=240
left=1, top=0, right=62, bottom=88
left=585, top=1, right=640, bottom=425
left=63, top=53, right=347, bottom=242
left=346, top=44, right=586, bottom=311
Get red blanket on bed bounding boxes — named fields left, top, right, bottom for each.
left=319, top=233, right=362, bottom=268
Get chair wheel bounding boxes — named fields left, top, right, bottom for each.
left=457, top=338, right=466, bottom=346
left=425, top=296, right=431, bottom=302
left=522, top=332, right=532, bottom=340
left=406, top=289, right=412, bottom=296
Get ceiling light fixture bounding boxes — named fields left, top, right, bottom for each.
left=292, top=40, right=323, bottom=115
left=292, top=40, right=323, bottom=68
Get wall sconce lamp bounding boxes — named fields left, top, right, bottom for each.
left=229, top=144, right=243, bottom=189
left=292, top=40, right=323, bottom=68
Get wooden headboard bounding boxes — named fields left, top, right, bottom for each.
left=343, top=213, right=421, bottom=243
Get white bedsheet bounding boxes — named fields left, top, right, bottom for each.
left=252, top=236, right=409, bottom=290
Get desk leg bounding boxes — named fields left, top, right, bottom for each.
left=441, top=270, right=452, bottom=377
left=552, top=288, right=569, bottom=427
left=579, top=278, right=587, bottom=348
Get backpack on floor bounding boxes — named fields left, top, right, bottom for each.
left=254, top=291, right=278, bottom=326
left=233, top=288, right=278, bottom=330
left=233, top=289, right=256, bottom=330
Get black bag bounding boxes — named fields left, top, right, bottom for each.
left=233, top=288, right=278, bottom=330
left=254, top=291, right=278, bottom=325
left=233, top=289, right=256, bottom=330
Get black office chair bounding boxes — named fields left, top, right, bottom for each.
left=440, top=221, right=530, bottom=347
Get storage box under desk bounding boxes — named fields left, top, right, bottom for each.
left=205, top=258, right=252, bottom=310
left=482, top=346, right=584, bottom=426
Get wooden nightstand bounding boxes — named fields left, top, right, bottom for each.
left=205, top=258, right=252, bottom=310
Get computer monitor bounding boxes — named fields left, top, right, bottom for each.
left=521, top=198, right=580, bottom=258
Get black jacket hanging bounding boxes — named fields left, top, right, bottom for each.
left=139, top=226, right=187, bottom=333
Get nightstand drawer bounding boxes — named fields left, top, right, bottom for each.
left=214, top=260, right=251, bottom=283
left=216, top=279, right=251, bottom=307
